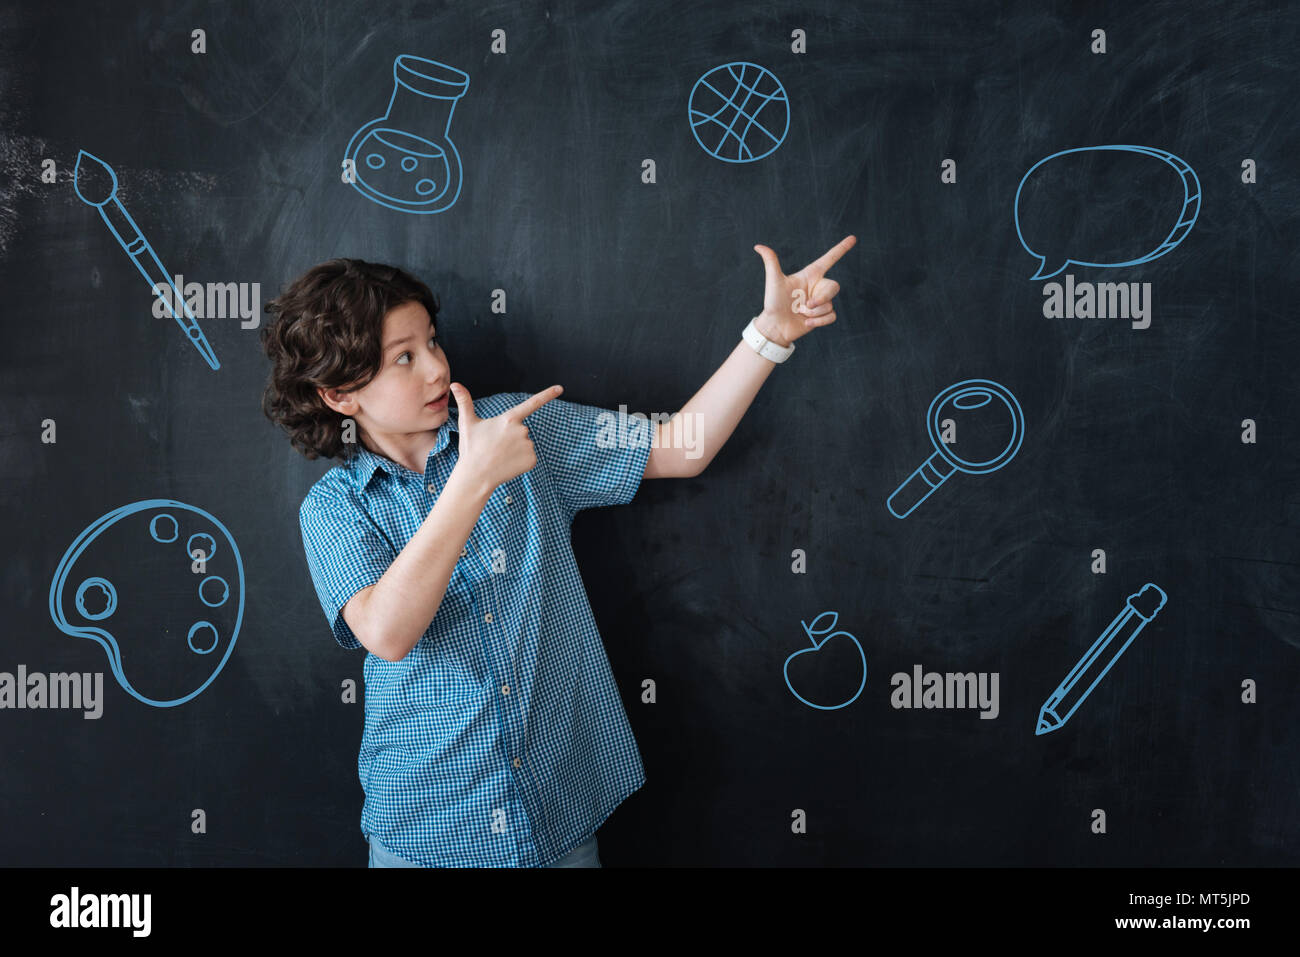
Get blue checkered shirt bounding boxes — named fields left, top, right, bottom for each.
left=299, top=393, right=654, bottom=866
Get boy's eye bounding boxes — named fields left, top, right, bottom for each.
left=395, top=334, right=439, bottom=365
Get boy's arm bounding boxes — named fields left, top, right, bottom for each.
left=344, top=464, right=494, bottom=662
left=642, top=335, right=781, bottom=479
left=644, top=235, right=857, bottom=480
left=343, top=387, right=557, bottom=661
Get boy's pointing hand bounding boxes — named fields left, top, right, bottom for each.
left=751, top=234, right=857, bottom=347
left=451, top=383, right=563, bottom=493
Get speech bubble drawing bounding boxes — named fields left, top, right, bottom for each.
left=1014, top=145, right=1201, bottom=280
left=49, top=499, right=244, bottom=707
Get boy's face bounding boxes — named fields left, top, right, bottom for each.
left=317, top=300, right=451, bottom=452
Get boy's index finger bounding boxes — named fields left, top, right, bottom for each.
left=809, top=234, right=857, bottom=275
left=508, top=385, right=564, bottom=421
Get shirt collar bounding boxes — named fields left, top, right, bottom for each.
left=344, top=406, right=460, bottom=493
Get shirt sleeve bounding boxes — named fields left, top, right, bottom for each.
left=299, top=485, right=398, bottom=651
left=515, top=392, right=654, bottom=516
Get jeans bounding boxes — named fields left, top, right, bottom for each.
left=367, top=833, right=601, bottom=868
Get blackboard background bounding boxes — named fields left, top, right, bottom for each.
left=1, top=0, right=1297, bottom=867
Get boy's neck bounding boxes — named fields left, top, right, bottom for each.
left=360, top=430, right=439, bottom=475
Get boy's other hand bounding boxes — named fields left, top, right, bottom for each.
left=450, top=383, right=563, bottom=493
left=751, top=234, right=857, bottom=347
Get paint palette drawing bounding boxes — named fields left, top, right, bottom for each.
left=49, top=500, right=244, bottom=707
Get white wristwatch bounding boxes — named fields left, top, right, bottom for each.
left=742, top=317, right=795, bottom=363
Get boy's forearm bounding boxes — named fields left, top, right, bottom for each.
left=349, top=463, right=495, bottom=661
left=653, top=236, right=851, bottom=477
left=656, top=328, right=781, bottom=476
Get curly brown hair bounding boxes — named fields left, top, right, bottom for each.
left=260, top=258, right=441, bottom=462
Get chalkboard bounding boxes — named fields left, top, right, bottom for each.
left=2, top=0, right=1297, bottom=870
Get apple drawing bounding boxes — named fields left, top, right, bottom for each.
left=783, top=610, right=867, bottom=710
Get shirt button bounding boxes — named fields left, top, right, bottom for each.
left=501, top=684, right=510, bottom=695
left=460, top=546, right=468, bottom=557
left=505, top=495, right=512, bottom=504
left=484, top=612, right=493, bottom=623
left=426, top=484, right=435, bottom=493
left=512, top=757, right=521, bottom=769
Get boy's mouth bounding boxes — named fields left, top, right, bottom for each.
left=425, top=389, right=448, bottom=409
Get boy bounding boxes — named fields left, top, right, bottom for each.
left=260, top=239, right=853, bottom=867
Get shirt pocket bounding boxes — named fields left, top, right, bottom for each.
left=457, top=476, right=532, bottom=584
left=481, top=475, right=530, bottom=546
left=429, top=477, right=533, bottom=685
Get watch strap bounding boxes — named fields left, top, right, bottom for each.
left=742, top=317, right=795, bottom=363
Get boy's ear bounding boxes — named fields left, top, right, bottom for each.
left=317, top=385, right=357, bottom=416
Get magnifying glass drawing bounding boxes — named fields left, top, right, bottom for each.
left=886, top=379, right=1025, bottom=519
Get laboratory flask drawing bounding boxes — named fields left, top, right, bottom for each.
left=1014, top=145, right=1201, bottom=280
left=783, top=611, right=867, bottom=710
left=688, top=61, right=789, bottom=163
left=344, top=54, right=470, bottom=214
left=48, top=500, right=245, bottom=707
left=886, top=379, right=1025, bottom=519
left=73, top=150, right=220, bottom=371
